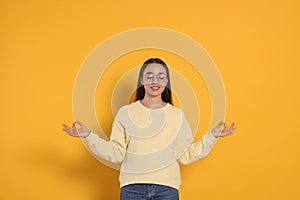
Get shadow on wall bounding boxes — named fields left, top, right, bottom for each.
left=25, top=142, right=121, bottom=199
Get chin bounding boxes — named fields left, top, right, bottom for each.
left=146, top=90, right=161, bottom=97
left=149, top=92, right=162, bottom=97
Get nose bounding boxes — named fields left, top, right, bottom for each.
left=151, top=76, right=158, bottom=83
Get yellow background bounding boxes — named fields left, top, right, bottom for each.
left=1, top=0, right=299, bottom=199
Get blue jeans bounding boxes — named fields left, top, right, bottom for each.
left=120, top=183, right=179, bottom=200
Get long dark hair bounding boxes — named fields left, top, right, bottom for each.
left=134, top=58, right=173, bottom=105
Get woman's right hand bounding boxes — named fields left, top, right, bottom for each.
left=62, top=121, right=91, bottom=138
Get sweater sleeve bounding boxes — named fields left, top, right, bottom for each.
left=178, top=131, right=218, bottom=165
left=172, top=110, right=219, bottom=165
left=83, top=108, right=127, bottom=163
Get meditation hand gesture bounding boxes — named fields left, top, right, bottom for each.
left=211, top=121, right=236, bottom=138
left=62, top=121, right=91, bottom=138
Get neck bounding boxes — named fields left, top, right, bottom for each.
left=140, top=95, right=166, bottom=108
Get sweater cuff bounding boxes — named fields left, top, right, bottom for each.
left=83, top=131, right=96, bottom=141
left=207, top=131, right=219, bottom=141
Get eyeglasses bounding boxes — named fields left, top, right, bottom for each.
left=142, top=72, right=166, bottom=83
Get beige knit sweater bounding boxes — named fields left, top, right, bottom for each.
left=84, top=100, right=218, bottom=189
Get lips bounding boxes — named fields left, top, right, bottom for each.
left=150, top=86, right=160, bottom=91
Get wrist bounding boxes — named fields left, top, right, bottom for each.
left=82, top=130, right=91, bottom=138
left=211, top=131, right=219, bottom=138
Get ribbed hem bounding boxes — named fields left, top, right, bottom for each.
left=119, top=162, right=181, bottom=190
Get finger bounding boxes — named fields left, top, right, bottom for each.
left=229, top=123, right=236, bottom=131
left=76, top=121, right=86, bottom=129
left=228, top=123, right=236, bottom=131
left=71, top=123, right=75, bottom=130
left=230, top=126, right=237, bottom=131
left=62, top=125, right=73, bottom=133
left=73, top=122, right=80, bottom=136
left=72, top=122, right=78, bottom=130
left=63, top=123, right=77, bottom=136
left=220, top=132, right=230, bottom=137
left=224, top=130, right=235, bottom=136
left=76, top=121, right=82, bottom=125
left=224, top=123, right=228, bottom=129
left=73, top=121, right=83, bottom=129
left=221, top=123, right=228, bottom=134
left=62, top=128, right=76, bottom=136
left=220, top=129, right=235, bottom=137
left=217, top=121, right=224, bottom=129
left=62, top=124, right=72, bottom=129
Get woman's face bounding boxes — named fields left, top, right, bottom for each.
left=140, top=63, right=168, bottom=98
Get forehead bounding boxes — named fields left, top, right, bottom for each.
left=143, top=63, right=166, bottom=74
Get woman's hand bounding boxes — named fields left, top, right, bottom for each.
left=62, top=121, right=91, bottom=138
left=211, top=121, right=236, bottom=138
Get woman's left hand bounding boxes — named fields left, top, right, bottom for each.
left=211, top=121, right=236, bottom=138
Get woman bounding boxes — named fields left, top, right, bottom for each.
left=62, top=58, right=236, bottom=200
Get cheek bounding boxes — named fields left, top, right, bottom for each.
left=161, top=80, right=168, bottom=87
left=143, top=85, right=152, bottom=92
left=159, top=82, right=168, bottom=90
left=160, top=84, right=166, bottom=91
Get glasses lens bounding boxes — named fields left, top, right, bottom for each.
left=157, top=74, right=165, bottom=82
left=144, top=74, right=153, bottom=83
left=144, top=73, right=165, bottom=83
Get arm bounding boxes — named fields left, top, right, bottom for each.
left=83, top=108, right=127, bottom=163
left=171, top=110, right=219, bottom=165
left=178, top=131, right=218, bottom=165
left=176, top=118, right=236, bottom=165
left=62, top=107, right=134, bottom=163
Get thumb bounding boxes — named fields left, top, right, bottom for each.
left=73, top=120, right=82, bottom=127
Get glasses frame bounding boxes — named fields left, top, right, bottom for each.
left=142, top=72, right=167, bottom=84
